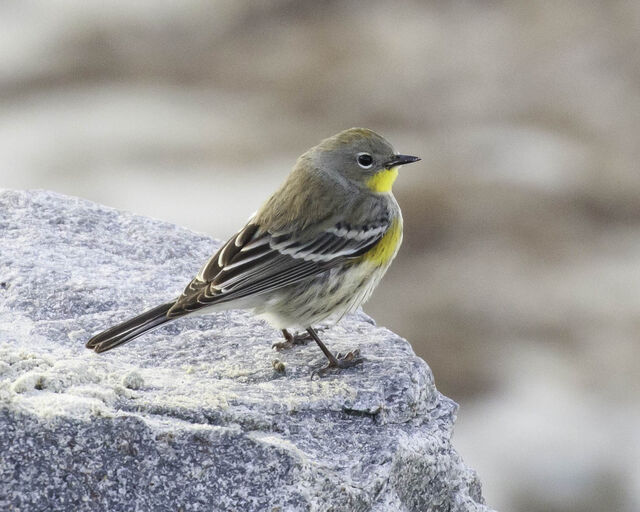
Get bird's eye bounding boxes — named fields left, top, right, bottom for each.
left=357, top=153, right=373, bottom=168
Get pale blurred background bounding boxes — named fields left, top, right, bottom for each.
left=2, top=1, right=639, bottom=510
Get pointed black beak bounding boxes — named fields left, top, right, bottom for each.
left=385, top=154, right=421, bottom=169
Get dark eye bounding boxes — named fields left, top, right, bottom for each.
left=357, top=153, right=373, bottom=168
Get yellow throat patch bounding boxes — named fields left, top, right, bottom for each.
left=366, top=166, right=399, bottom=193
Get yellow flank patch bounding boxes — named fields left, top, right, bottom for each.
left=366, top=166, right=399, bottom=193
left=362, top=220, right=402, bottom=265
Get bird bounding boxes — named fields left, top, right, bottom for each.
left=86, top=128, right=420, bottom=375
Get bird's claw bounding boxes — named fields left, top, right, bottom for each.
left=311, top=350, right=363, bottom=379
left=272, top=331, right=313, bottom=351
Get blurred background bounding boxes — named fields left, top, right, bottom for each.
left=2, top=1, right=639, bottom=510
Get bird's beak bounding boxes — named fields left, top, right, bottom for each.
left=385, top=154, right=421, bottom=169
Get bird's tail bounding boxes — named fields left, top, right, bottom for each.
left=86, top=301, right=176, bottom=353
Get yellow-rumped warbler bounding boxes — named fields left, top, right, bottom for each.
left=86, top=128, right=419, bottom=375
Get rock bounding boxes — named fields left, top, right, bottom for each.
left=0, top=190, right=492, bottom=512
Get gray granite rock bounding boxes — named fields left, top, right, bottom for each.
left=0, top=190, right=492, bottom=512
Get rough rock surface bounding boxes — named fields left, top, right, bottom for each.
left=0, top=190, right=492, bottom=512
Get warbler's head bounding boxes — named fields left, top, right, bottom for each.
left=305, top=127, right=420, bottom=193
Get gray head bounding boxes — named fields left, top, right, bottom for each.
left=302, top=128, right=420, bottom=193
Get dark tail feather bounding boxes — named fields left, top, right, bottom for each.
left=86, top=302, right=176, bottom=353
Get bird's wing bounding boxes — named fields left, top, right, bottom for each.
left=168, top=218, right=390, bottom=316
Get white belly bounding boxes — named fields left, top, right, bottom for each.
left=254, top=259, right=390, bottom=330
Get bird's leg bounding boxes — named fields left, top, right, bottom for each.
left=307, top=326, right=362, bottom=378
left=272, top=329, right=314, bottom=350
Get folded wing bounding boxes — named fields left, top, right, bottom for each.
left=168, top=219, right=389, bottom=317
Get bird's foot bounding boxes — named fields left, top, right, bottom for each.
left=272, top=329, right=324, bottom=350
left=311, top=350, right=363, bottom=379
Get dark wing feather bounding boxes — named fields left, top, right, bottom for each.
left=168, top=219, right=389, bottom=317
